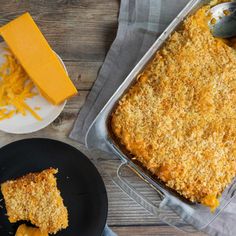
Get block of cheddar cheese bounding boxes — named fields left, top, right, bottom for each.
left=0, top=13, right=77, bottom=105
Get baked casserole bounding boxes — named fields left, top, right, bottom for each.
left=111, top=0, right=236, bottom=211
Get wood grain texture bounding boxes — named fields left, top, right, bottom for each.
left=65, top=61, right=103, bottom=90
left=0, top=0, right=119, bottom=61
left=0, top=0, right=207, bottom=235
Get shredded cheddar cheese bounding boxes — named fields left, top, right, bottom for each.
left=0, top=49, right=42, bottom=121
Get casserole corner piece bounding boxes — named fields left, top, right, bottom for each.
left=110, top=0, right=236, bottom=212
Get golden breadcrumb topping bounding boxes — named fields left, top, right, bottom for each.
left=111, top=2, right=236, bottom=211
left=1, top=168, right=68, bottom=234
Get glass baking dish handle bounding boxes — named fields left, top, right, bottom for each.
left=116, top=162, right=164, bottom=215
left=113, top=162, right=197, bottom=233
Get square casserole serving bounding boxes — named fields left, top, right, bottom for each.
left=111, top=1, right=236, bottom=211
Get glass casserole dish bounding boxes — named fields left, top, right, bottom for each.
left=86, top=0, right=236, bottom=232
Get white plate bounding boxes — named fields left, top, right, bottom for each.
left=0, top=42, right=67, bottom=134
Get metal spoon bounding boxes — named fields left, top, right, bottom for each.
left=210, top=2, right=236, bottom=38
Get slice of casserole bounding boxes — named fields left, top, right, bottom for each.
left=111, top=1, right=236, bottom=211
left=1, top=168, right=68, bottom=234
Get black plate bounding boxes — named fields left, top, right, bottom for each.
left=0, top=138, right=108, bottom=236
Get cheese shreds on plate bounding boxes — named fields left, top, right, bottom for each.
left=0, top=49, right=41, bottom=121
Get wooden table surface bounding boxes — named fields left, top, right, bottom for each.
left=0, top=1, right=206, bottom=235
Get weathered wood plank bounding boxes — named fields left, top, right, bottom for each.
left=65, top=61, right=102, bottom=90
left=0, top=0, right=119, bottom=61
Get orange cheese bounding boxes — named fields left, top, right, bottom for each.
left=0, top=51, right=42, bottom=121
left=0, top=13, right=77, bottom=105
left=15, top=224, right=48, bottom=236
